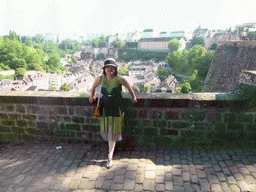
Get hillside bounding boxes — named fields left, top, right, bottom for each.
left=203, top=41, right=256, bottom=93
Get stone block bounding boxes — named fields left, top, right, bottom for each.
left=223, top=111, right=237, bottom=122
left=153, top=119, right=167, bottom=128
left=0, top=113, right=8, bottom=120
left=23, top=114, right=37, bottom=121
left=0, top=104, right=15, bottom=112
left=72, top=115, right=85, bottom=123
left=138, top=108, right=147, bottom=118
left=65, top=122, right=81, bottom=131
left=237, top=112, right=254, bottom=122
left=16, top=104, right=25, bottom=113
left=25, top=128, right=36, bottom=135
left=183, top=108, right=206, bottom=121
left=213, top=121, right=226, bottom=132
left=17, top=120, right=27, bottom=128
left=27, top=105, right=48, bottom=114
left=8, top=114, right=22, bottom=120
left=171, top=120, right=190, bottom=129
left=82, top=124, right=100, bottom=132
left=11, top=126, right=25, bottom=134
left=165, top=110, right=179, bottom=120
left=36, top=122, right=49, bottom=131
left=75, top=106, right=88, bottom=116
left=144, top=126, right=158, bottom=136
left=62, top=116, right=71, bottom=122
left=245, top=123, right=256, bottom=132
left=227, top=122, right=245, bottom=132
left=57, top=106, right=67, bottom=115
left=2, top=120, right=15, bottom=126
left=89, top=117, right=100, bottom=124
left=0, top=126, right=11, bottom=133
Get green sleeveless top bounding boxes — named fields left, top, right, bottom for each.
left=99, top=74, right=124, bottom=117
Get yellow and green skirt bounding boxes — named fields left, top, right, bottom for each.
left=100, top=108, right=124, bottom=142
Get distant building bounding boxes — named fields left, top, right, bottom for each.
left=138, top=37, right=186, bottom=50
left=45, top=33, right=59, bottom=43
left=169, top=31, right=185, bottom=38
left=141, top=29, right=160, bottom=38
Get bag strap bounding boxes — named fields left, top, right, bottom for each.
left=97, top=75, right=104, bottom=107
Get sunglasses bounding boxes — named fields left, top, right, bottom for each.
left=106, top=66, right=116, bottom=70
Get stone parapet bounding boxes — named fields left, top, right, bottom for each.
left=0, top=91, right=255, bottom=147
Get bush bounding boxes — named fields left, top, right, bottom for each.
left=181, top=82, right=192, bottom=93
left=210, top=42, right=218, bottom=50
left=15, top=68, right=26, bottom=77
left=50, top=85, right=57, bottom=90
left=60, top=83, right=71, bottom=91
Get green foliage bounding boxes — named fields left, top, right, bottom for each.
left=92, top=39, right=98, bottom=47
left=144, top=85, right=150, bottom=93
left=71, top=55, right=77, bottom=63
left=181, top=82, right=192, bottom=93
left=89, top=66, right=95, bottom=72
left=166, top=44, right=214, bottom=85
left=49, top=85, right=57, bottom=90
left=123, top=52, right=129, bottom=61
left=210, top=42, right=218, bottom=50
left=156, top=69, right=170, bottom=80
left=60, top=83, right=71, bottom=91
left=0, top=74, right=15, bottom=81
left=118, top=65, right=129, bottom=75
left=0, top=62, right=10, bottom=70
left=96, top=52, right=105, bottom=60
left=15, top=67, right=26, bottom=77
left=46, top=54, right=62, bottom=73
left=189, top=36, right=205, bottom=47
left=168, top=38, right=182, bottom=52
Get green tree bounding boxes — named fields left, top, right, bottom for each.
left=168, top=38, right=182, bottom=52
left=190, top=36, right=205, bottom=47
left=12, top=58, right=27, bottom=69
left=144, top=85, right=150, bottom=93
left=32, top=34, right=44, bottom=44
left=181, top=82, right=192, bottom=93
left=46, top=54, right=62, bottom=72
left=156, top=69, right=170, bottom=80
left=89, top=66, right=95, bottom=72
left=96, top=53, right=105, bottom=60
left=71, top=55, right=77, bottom=63
left=49, top=85, right=57, bottom=90
left=123, top=52, right=130, bottom=61
left=60, top=83, right=71, bottom=91
left=188, top=70, right=202, bottom=91
left=92, top=39, right=98, bottom=47
left=118, top=65, right=129, bottom=75
left=15, top=67, right=26, bottom=77
left=210, top=42, right=218, bottom=50
left=166, top=49, right=188, bottom=73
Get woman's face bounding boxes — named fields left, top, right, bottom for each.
left=104, top=66, right=116, bottom=75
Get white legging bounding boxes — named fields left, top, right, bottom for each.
left=108, top=124, right=116, bottom=161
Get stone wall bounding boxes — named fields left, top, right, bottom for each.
left=0, top=91, right=255, bottom=149
left=203, top=41, right=256, bottom=93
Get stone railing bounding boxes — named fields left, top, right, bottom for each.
left=0, top=87, right=255, bottom=149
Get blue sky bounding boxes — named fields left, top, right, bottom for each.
left=0, top=0, right=255, bottom=40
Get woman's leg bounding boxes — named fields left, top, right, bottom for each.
left=108, top=140, right=116, bottom=161
left=107, top=123, right=115, bottom=167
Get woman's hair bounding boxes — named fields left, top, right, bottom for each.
left=103, top=67, right=118, bottom=76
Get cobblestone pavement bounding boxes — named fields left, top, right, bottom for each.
left=2, top=141, right=256, bottom=192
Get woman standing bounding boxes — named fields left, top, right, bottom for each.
left=89, top=58, right=137, bottom=168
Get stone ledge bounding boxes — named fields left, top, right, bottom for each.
left=0, top=91, right=225, bottom=101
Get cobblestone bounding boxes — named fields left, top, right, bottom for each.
left=2, top=142, right=256, bottom=191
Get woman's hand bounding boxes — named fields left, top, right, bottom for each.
left=89, top=97, right=96, bottom=104
left=132, top=96, right=137, bottom=103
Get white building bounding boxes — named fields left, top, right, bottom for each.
left=141, top=29, right=160, bottom=38
left=169, top=31, right=185, bottom=38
